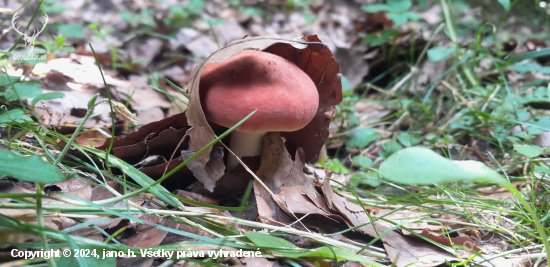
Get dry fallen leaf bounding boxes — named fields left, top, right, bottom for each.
left=112, top=100, right=139, bottom=124
left=321, top=176, right=457, bottom=267
left=40, top=102, right=64, bottom=128
left=254, top=132, right=347, bottom=232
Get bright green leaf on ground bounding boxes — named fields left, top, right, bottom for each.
left=528, top=127, right=542, bottom=136
left=31, top=92, right=66, bottom=110
left=525, top=116, right=550, bottom=131
left=5, top=82, right=43, bottom=101
left=0, top=150, right=68, bottom=183
left=361, top=29, right=399, bottom=47
left=341, top=75, right=351, bottom=91
left=57, top=24, right=84, bottom=38
left=329, top=159, right=351, bottom=174
left=427, top=46, right=455, bottom=62
left=511, top=63, right=542, bottom=73
left=379, top=147, right=507, bottom=185
left=352, top=155, right=373, bottom=169
left=361, top=4, right=391, bottom=13
left=398, top=132, right=420, bottom=147
left=497, top=0, right=510, bottom=11
left=387, top=0, right=412, bottom=12
left=387, top=11, right=419, bottom=25
left=352, top=171, right=380, bottom=187
left=514, top=144, right=542, bottom=158
left=535, top=166, right=550, bottom=175
left=0, top=109, right=32, bottom=125
left=245, top=232, right=296, bottom=249
left=346, top=127, right=377, bottom=149
left=55, top=36, right=66, bottom=47
left=0, top=74, right=20, bottom=86
left=379, top=141, right=402, bottom=158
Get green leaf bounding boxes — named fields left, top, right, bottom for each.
left=0, top=109, right=32, bottom=125
left=535, top=166, right=550, bottom=175
left=0, top=74, right=20, bottom=86
left=169, top=5, right=187, bottom=17
left=341, top=75, right=351, bottom=91
left=397, top=132, right=420, bottom=147
left=387, top=11, right=419, bottom=25
left=511, top=63, right=542, bottom=73
left=379, top=147, right=507, bottom=185
left=514, top=144, right=542, bottom=158
left=400, top=11, right=420, bottom=21
left=31, top=92, right=66, bottom=110
left=36, top=41, right=54, bottom=54
left=120, top=11, right=134, bottom=23
left=187, top=0, right=205, bottom=14
left=361, top=4, right=391, bottom=13
left=0, top=150, right=68, bottom=183
left=352, top=171, right=381, bottom=187
left=57, top=24, right=84, bottom=38
left=525, top=116, right=550, bottom=131
left=346, top=127, right=377, bottom=149
left=513, top=132, right=529, bottom=139
left=387, top=0, right=412, bottom=12
left=326, top=158, right=351, bottom=174
left=55, top=36, right=66, bottom=47
left=379, top=141, right=402, bottom=158
left=245, top=232, right=296, bottom=249
left=5, top=81, right=43, bottom=101
left=497, top=0, right=510, bottom=11
left=352, top=155, right=373, bottom=168
left=427, top=46, right=455, bottom=62
left=361, top=34, right=386, bottom=47
left=361, top=29, right=399, bottom=47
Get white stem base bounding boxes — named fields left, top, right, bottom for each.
left=226, top=131, right=266, bottom=172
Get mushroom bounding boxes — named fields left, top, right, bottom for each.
left=199, top=49, right=319, bottom=171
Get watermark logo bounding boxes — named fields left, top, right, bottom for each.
left=11, top=11, right=48, bottom=60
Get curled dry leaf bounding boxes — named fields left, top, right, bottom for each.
left=40, top=103, right=64, bottom=127
left=112, top=100, right=139, bottom=124
left=98, top=112, right=188, bottom=151
left=186, top=34, right=342, bottom=191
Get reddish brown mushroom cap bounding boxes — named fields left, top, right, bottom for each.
left=199, top=50, right=319, bottom=133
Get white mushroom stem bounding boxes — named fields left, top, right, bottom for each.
left=226, top=131, right=266, bottom=172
